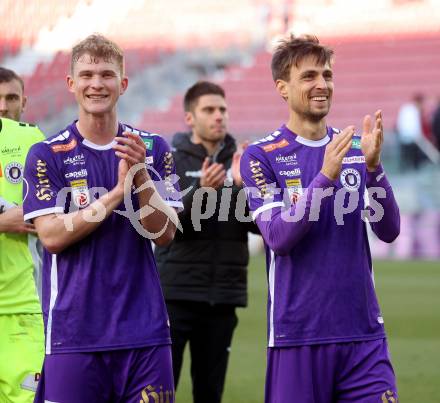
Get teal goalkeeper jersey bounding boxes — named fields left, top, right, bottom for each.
left=0, top=117, right=45, bottom=314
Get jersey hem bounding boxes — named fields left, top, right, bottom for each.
left=268, top=332, right=386, bottom=347
left=46, top=337, right=172, bottom=354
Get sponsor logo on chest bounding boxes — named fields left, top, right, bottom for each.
left=342, top=155, right=365, bottom=164
left=262, top=139, right=289, bottom=153
left=65, top=169, right=88, bottom=179
left=279, top=168, right=301, bottom=177
left=1, top=145, right=21, bottom=156
left=35, top=160, right=55, bottom=201
left=63, top=154, right=85, bottom=166
left=275, top=153, right=297, bottom=166
left=249, top=159, right=273, bottom=199
left=51, top=138, right=77, bottom=153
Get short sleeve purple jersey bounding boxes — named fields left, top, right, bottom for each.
left=240, top=125, right=398, bottom=347
left=23, top=121, right=183, bottom=354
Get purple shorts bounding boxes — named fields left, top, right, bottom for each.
left=265, top=338, right=398, bottom=403
left=34, top=345, right=174, bottom=403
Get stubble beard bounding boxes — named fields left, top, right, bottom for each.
left=305, top=109, right=329, bottom=122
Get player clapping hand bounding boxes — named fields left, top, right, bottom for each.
left=320, top=125, right=355, bottom=180
left=361, top=110, right=384, bottom=172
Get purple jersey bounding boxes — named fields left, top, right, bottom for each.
left=240, top=125, right=400, bottom=347
left=23, top=121, right=183, bottom=354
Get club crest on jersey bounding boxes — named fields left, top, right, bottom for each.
left=340, top=168, right=361, bottom=192
left=262, top=139, right=289, bottom=152
left=70, top=179, right=90, bottom=208
left=4, top=161, right=23, bottom=184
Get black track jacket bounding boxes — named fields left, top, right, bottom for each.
left=154, top=132, right=258, bottom=307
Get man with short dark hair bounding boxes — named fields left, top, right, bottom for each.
left=0, top=66, right=27, bottom=121
left=0, top=66, right=45, bottom=402
left=155, top=80, right=258, bottom=403
left=23, top=34, right=182, bottom=403
left=241, top=35, right=400, bottom=403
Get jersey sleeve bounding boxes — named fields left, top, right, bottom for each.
left=23, top=143, right=66, bottom=221
left=240, top=144, right=284, bottom=220
left=148, top=135, right=183, bottom=212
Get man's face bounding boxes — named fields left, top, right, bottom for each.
left=277, top=55, right=333, bottom=122
left=186, top=94, right=229, bottom=145
left=0, top=79, right=26, bottom=121
left=67, top=54, right=127, bottom=116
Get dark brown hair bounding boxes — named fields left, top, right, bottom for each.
left=183, top=81, right=225, bottom=112
left=271, top=34, right=334, bottom=82
left=0, top=67, right=24, bottom=91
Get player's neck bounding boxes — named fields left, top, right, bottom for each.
left=76, top=111, right=119, bottom=145
left=286, top=114, right=327, bottom=141
left=191, top=134, right=222, bottom=157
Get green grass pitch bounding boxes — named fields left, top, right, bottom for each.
left=175, top=257, right=440, bottom=403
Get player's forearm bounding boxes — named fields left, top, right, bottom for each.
left=0, top=213, right=12, bottom=233
left=35, top=187, right=124, bottom=254
left=0, top=206, right=12, bottom=231
left=366, top=165, right=400, bottom=243
left=256, top=207, right=312, bottom=255
left=0, top=206, right=33, bottom=234
left=256, top=173, right=334, bottom=255
left=135, top=173, right=178, bottom=246
left=0, top=196, right=15, bottom=213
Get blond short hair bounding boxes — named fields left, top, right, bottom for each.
left=71, top=34, right=124, bottom=75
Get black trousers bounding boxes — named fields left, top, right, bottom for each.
left=166, top=300, right=238, bottom=403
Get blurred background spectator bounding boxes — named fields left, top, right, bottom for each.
left=431, top=97, right=440, bottom=151
left=396, top=93, right=427, bottom=171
